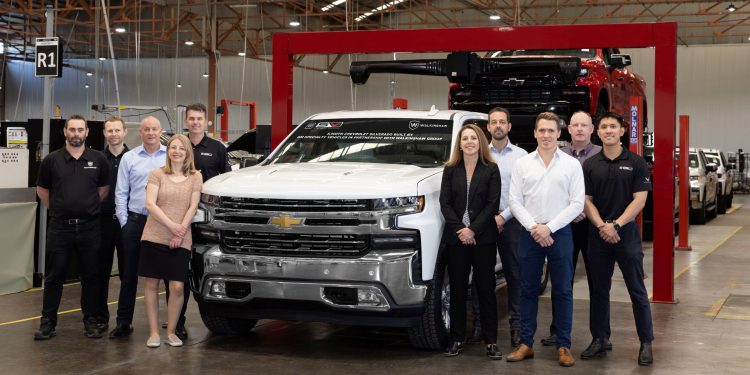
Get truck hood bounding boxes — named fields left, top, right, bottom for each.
left=203, top=163, right=442, bottom=199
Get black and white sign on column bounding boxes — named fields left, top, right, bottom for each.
left=35, top=37, right=63, bottom=78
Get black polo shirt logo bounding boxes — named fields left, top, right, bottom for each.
left=84, top=161, right=98, bottom=169
left=200, top=152, right=213, bottom=157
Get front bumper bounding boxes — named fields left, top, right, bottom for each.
left=192, top=244, right=427, bottom=314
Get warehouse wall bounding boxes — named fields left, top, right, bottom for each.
left=5, top=44, right=749, bottom=151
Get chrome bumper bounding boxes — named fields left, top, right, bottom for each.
left=194, top=245, right=427, bottom=312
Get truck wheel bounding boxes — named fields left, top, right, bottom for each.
left=717, top=189, right=726, bottom=214
left=727, top=192, right=733, bottom=208
left=200, top=311, right=257, bottom=336
left=691, top=191, right=707, bottom=225
left=538, top=260, right=550, bottom=295
left=408, top=253, right=450, bottom=350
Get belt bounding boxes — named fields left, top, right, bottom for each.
left=59, top=217, right=93, bottom=225
left=128, top=211, right=148, bottom=221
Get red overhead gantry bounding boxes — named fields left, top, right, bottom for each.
left=271, top=23, right=678, bottom=303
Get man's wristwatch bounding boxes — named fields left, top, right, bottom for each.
left=606, top=220, right=621, bottom=232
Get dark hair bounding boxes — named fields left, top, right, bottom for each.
left=596, top=111, right=625, bottom=127
left=488, top=107, right=510, bottom=121
left=104, top=116, right=125, bottom=128
left=185, top=103, right=207, bottom=117
left=534, top=112, right=562, bottom=130
left=65, top=114, right=87, bottom=129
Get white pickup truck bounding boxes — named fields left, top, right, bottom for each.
left=191, top=108, right=490, bottom=350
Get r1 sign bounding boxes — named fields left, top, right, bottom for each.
left=35, top=37, right=63, bottom=78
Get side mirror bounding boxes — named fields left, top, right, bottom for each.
left=705, top=163, right=718, bottom=173
left=610, top=54, right=632, bottom=69
left=240, top=155, right=266, bottom=168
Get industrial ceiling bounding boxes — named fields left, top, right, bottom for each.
left=0, top=1, right=748, bottom=62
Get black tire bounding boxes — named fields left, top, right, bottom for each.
left=727, top=192, right=733, bottom=209
left=408, top=251, right=450, bottom=350
left=200, top=311, right=257, bottom=336
left=707, top=187, right=719, bottom=219
left=539, top=260, right=550, bottom=295
left=691, top=191, right=707, bottom=225
left=717, top=187, right=726, bottom=214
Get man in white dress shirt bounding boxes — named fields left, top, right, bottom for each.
left=505, top=112, right=585, bottom=367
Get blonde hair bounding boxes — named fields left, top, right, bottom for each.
left=445, top=124, right=495, bottom=167
left=163, top=134, right=197, bottom=176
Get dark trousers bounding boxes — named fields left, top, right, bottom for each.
left=548, top=219, right=607, bottom=336
left=469, top=218, right=522, bottom=330
left=448, top=242, right=498, bottom=344
left=518, top=225, right=573, bottom=349
left=115, top=215, right=147, bottom=325
left=163, top=273, right=190, bottom=327
left=95, top=214, right=123, bottom=323
left=42, top=219, right=101, bottom=325
left=588, top=223, right=654, bottom=343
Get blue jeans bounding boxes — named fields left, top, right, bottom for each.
left=518, top=225, right=573, bottom=349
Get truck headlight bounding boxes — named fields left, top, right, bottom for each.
left=201, top=193, right=221, bottom=206
left=372, top=196, right=425, bottom=213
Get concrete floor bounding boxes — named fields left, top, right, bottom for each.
left=2, top=196, right=750, bottom=374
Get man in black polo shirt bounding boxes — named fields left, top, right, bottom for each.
left=162, top=103, right=230, bottom=340
left=94, top=116, right=129, bottom=333
left=35, top=114, right=110, bottom=340
left=580, top=112, right=654, bottom=365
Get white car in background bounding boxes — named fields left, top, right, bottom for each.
left=701, top=148, right=736, bottom=213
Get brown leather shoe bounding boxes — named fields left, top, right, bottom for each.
left=506, top=344, right=534, bottom=362
left=558, top=347, right=576, bottom=367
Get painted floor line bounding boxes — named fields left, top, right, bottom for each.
left=673, top=226, right=742, bottom=280
left=0, top=292, right=165, bottom=327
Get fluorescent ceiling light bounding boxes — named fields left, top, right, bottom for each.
left=86, top=72, right=93, bottom=76
left=115, top=27, right=126, bottom=33
left=322, top=0, right=346, bottom=12
left=238, top=51, right=246, bottom=57
left=98, top=57, right=106, bottom=61
left=184, top=40, right=195, bottom=46
left=323, top=70, right=329, bottom=74
left=289, top=19, right=301, bottom=27
left=355, top=0, right=405, bottom=22
left=489, top=15, right=501, bottom=21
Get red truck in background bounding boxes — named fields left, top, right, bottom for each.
left=350, top=48, right=647, bottom=149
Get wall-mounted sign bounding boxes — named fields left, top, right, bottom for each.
left=35, top=37, right=63, bottom=78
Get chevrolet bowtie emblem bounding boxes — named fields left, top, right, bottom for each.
left=269, top=215, right=303, bottom=229
left=502, top=78, right=525, bottom=87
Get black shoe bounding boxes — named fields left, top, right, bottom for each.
left=84, top=318, right=104, bottom=339
left=540, top=333, right=557, bottom=346
left=33, top=320, right=56, bottom=340
left=580, top=338, right=608, bottom=359
left=466, top=326, right=482, bottom=344
left=638, top=341, right=653, bottom=366
left=605, top=338, right=613, bottom=351
left=444, top=341, right=464, bottom=357
left=175, top=325, right=188, bottom=340
left=510, top=329, right=521, bottom=348
left=486, top=344, right=503, bottom=360
left=109, top=323, right=133, bottom=339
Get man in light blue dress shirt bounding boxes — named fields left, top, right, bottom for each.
left=109, top=116, right=167, bottom=338
left=482, top=107, right=528, bottom=348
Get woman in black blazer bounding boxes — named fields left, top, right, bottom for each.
left=440, top=124, right=502, bottom=359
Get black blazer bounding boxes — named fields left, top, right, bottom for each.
left=440, top=160, right=501, bottom=245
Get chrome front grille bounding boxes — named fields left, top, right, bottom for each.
left=220, top=197, right=370, bottom=212
left=220, top=230, right=370, bottom=257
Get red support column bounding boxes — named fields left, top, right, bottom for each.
left=676, top=116, right=692, bottom=251
left=271, top=34, right=294, bottom=148
left=651, top=23, right=678, bottom=304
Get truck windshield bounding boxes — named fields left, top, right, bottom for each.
left=490, top=49, right=597, bottom=59
left=267, top=118, right=454, bottom=168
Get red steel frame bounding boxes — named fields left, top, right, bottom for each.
left=271, top=23, right=678, bottom=303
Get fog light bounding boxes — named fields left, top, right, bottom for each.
left=357, top=289, right=382, bottom=306
left=209, top=280, right=226, bottom=297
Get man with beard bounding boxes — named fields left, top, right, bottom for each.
left=34, top=115, right=110, bottom=340
left=93, top=116, right=129, bottom=334
left=110, top=116, right=166, bottom=339
left=468, top=107, right=528, bottom=348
